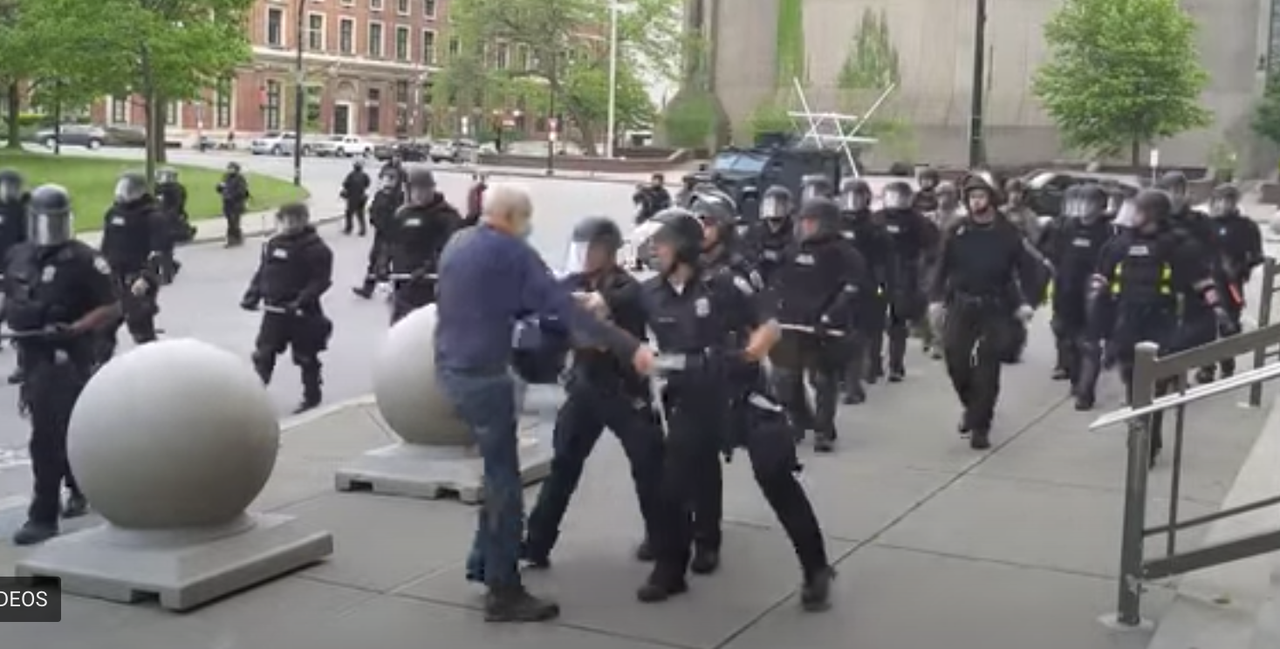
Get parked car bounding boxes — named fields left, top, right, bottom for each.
left=310, top=135, right=374, bottom=158
left=35, top=124, right=109, bottom=149
left=249, top=131, right=297, bottom=156
left=373, top=139, right=431, bottom=162
left=429, top=138, right=479, bottom=163
left=1019, top=169, right=1143, bottom=216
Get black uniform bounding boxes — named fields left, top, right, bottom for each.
left=1157, top=171, right=1221, bottom=384
left=838, top=179, right=895, bottom=393
left=353, top=172, right=405, bottom=298
left=879, top=181, right=937, bottom=380
left=154, top=175, right=190, bottom=284
left=1209, top=185, right=1263, bottom=377
left=4, top=185, right=117, bottom=545
left=634, top=209, right=832, bottom=610
left=385, top=192, right=462, bottom=323
left=0, top=170, right=28, bottom=385
left=523, top=219, right=664, bottom=567
left=1042, top=185, right=1115, bottom=410
left=341, top=164, right=372, bottom=235
left=633, top=183, right=672, bottom=223
left=242, top=208, right=334, bottom=413
left=745, top=185, right=795, bottom=284
left=928, top=176, right=1038, bottom=450
left=217, top=164, right=250, bottom=246
left=770, top=198, right=867, bottom=451
left=98, top=177, right=164, bottom=362
left=914, top=168, right=941, bottom=213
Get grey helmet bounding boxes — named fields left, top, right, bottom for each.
left=27, top=184, right=74, bottom=247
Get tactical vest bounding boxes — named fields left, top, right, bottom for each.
left=1111, top=237, right=1174, bottom=307
left=258, top=238, right=314, bottom=305
left=3, top=244, right=77, bottom=331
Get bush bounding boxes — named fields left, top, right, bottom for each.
left=662, top=90, right=717, bottom=149
left=741, top=100, right=792, bottom=145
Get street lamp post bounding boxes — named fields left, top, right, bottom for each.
left=292, top=0, right=305, bottom=187
left=967, top=0, right=987, bottom=168
left=605, top=0, right=619, bottom=158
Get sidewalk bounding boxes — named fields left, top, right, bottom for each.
left=76, top=196, right=347, bottom=249
left=0, top=324, right=1271, bottom=649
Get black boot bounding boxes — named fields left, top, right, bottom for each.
left=12, top=520, right=58, bottom=546
left=520, top=540, right=551, bottom=569
left=841, top=387, right=865, bottom=405
left=635, top=539, right=655, bottom=562
left=1195, top=366, right=1216, bottom=385
left=352, top=285, right=375, bottom=299
left=887, top=334, right=906, bottom=382
left=7, top=367, right=24, bottom=385
left=295, top=365, right=322, bottom=414
left=970, top=429, right=991, bottom=450
left=690, top=546, right=720, bottom=575
left=62, top=492, right=89, bottom=519
left=484, top=584, right=560, bottom=622
left=814, top=431, right=835, bottom=453
left=636, top=568, right=689, bottom=603
left=800, top=566, right=835, bottom=612
left=1221, top=357, right=1237, bottom=379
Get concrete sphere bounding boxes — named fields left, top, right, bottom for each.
left=68, top=339, right=280, bottom=530
left=373, top=304, right=473, bottom=446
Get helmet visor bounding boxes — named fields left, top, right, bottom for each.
left=1114, top=199, right=1138, bottom=228
left=407, top=184, right=435, bottom=206
left=562, top=241, right=592, bottom=275
left=276, top=212, right=308, bottom=234
left=627, top=221, right=664, bottom=271
left=378, top=174, right=398, bottom=191
left=1210, top=197, right=1235, bottom=217
left=883, top=188, right=910, bottom=210
left=801, top=184, right=825, bottom=201
left=761, top=195, right=788, bottom=219
left=114, top=178, right=145, bottom=203
left=840, top=191, right=869, bottom=212
left=0, top=179, right=18, bottom=202
left=29, top=211, right=73, bottom=246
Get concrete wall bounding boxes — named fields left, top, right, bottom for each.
left=709, top=0, right=1269, bottom=168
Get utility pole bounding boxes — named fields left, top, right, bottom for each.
left=605, top=0, right=619, bottom=158
left=967, top=0, right=987, bottom=168
left=292, top=0, right=305, bottom=187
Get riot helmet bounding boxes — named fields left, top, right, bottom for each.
left=1210, top=183, right=1241, bottom=218
left=690, top=195, right=738, bottom=249
left=1078, top=184, right=1107, bottom=222
left=563, top=216, right=623, bottom=275
left=1004, top=178, right=1026, bottom=207
left=1131, top=189, right=1173, bottom=232
left=275, top=202, right=310, bottom=235
left=226, top=162, right=241, bottom=174
left=156, top=167, right=178, bottom=185
left=839, top=178, right=872, bottom=213
left=882, top=181, right=913, bottom=211
left=962, top=173, right=996, bottom=216
left=377, top=169, right=399, bottom=192
left=1060, top=185, right=1086, bottom=219
left=114, top=171, right=149, bottom=205
left=404, top=166, right=437, bottom=206
left=1156, top=171, right=1188, bottom=210
left=0, top=168, right=23, bottom=202
left=761, top=185, right=793, bottom=224
left=794, top=197, right=842, bottom=242
left=936, top=182, right=959, bottom=211
left=647, top=207, right=704, bottom=273
left=352, top=160, right=364, bottom=171
left=918, top=168, right=940, bottom=191
left=800, top=174, right=834, bottom=201
left=26, top=184, right=73, bottom=247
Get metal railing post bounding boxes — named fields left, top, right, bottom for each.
left=1249, top=257, right=1277, bottom=407
left=1114, top=342, right=1161, bottom=626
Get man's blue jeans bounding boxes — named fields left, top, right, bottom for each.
left=437, top=367, right=524, bottom=587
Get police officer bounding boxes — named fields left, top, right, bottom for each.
left=1156, top=171, right=1220, bottom=384
left=0, top=169, right=29, bottom=384
left=1207, top=183, right=1262, bottom=378
left=240, top=203, right=335, bottom=414
left=745, top=184, right=794, bottom=284
left=800, top=173, right=834, bottom=201
left=380, top=152, right=408, bottom=191
left=880, top=180, right=937, bottom=381
left=929, top=181, right=965, bottom=228
left=839, top=178, right=894, bottom=394
left=634, top=208, right=834, bottom=611
left=217, top=162, right=250, bottom=247
left=914, top=167, right=941, bottom=212
left=771, top=198, right=867, bottom=451
left=465, top=172, right=489, bottom=226
left=352, top=168, right=405, bottom=299
left=928, top=174, right=1038, bottom=450
left=4, top=184, right=119, bottom=545
left=1002, top=178, right=1040, bottom=243
left=1043, top=184, right=1114, bottom=410
left=1091, top=190, right=1230, bottom=464
left=385, top=166, right=463, bottom=323
left=633, top=174, right=672, bottom=223
left=521, top=217, right=664, bottom=567
left=154, top=167, right=190, bottom=283
left=341, top=160, right=372, bottom=236
left=675, top=174, right=699, bottom=208
left=98, top=171, right=163, bottom=363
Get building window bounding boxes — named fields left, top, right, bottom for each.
left=367, top=87, right=381, bottom=133
left=396, top=105, right=408, bottom=136
left=423, top=81, right=433, bottom=104
left=265, top=80, right=282, bottom=131
left=307, top=13, right=325, bottom=51
left=396, top=80, right=409, bottom=103
left=368, top=22, right=383, bottom=58
left=515, top=44, right=528, bottom=71
left=215, top=79, right=232, bottom=128
left=166, top=101, right=179, bottom=126
left=421, top=30, right=436, bottom=64
left=370, top=0, right=383, bottom=11
left=341, top=0, right=352, bottom=5
left=110, top=97, right=128, bottom=123
left=266, top=7, right=284, bottom=47
left=424, top=0, right=436, bottom=18
left=496, top=42, right=509, bottom=70
left=397, top=0, right=409, bottom=14
left=339, top=18, right=354, bottom=54
left=395, top=26, right=410, bottom=61
left=447, top=36, right=459, bottom=60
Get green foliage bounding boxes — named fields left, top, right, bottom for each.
left=741, top=99, right=792, bottom=145
left=662, top=89, right=717, bottom=148
left=1032, top=0, right=1211, bottom=160
left=1253, top=71, right=1280, bottom=146
left=562, top=60, right=653, bottom=132
left=864, top=116, right=916, bottom=161
left=775, top=0, right=806, bottom=86
left=837, top=9, right=899, bottom=91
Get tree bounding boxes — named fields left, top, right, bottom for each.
left=444, top=0, right=675, bottom=154
left=1253, top=70, right=1280, bottom=148
left=1032, top=0, right=1211, bottom=165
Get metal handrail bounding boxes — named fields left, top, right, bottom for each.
left=1096, top=255, right=1280, bottom=628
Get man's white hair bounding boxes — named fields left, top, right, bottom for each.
left=482, top=182, right=533, bottom=220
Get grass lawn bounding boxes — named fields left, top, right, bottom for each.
left=0, top=150, right=308, bottom=230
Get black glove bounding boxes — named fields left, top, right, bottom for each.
left=46, top=322, right=76, bottom=339
left=1215, top=306, right=1240, bottom=337
left=240, top=296, right=259, bottom=311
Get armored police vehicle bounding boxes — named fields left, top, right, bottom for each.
left=685, top=133, right=849, bottom=222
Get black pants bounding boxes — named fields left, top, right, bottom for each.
left=224, top=209, right=244, bottom=244
left=886, top=286, right=924, bottom=373
left=771, top=331, right=846, bottom=439
left=360, top=232, right=389, bottom=292
left=99, top=273, right=159, bottom=363
left=652, top=385, right=827, bottom=582
left=343, top=199, right=368, bottom=234
left=849, top=296, right=887, bottom=388
left=942, top=298, right=1010, bottom=433
left=525, top=383, right=664, bottom=558
left=391, top=278, right=436, bottom=324
left=23, top=355, right=89, bottom=525
left=252, top=310, right=331, bottom=402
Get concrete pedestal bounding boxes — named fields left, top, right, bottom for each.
left=334, top=435, right=551, bottom=503
left=14, top=513, right=333, bottom=611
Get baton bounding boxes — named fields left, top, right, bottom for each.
left=262, top=305, right=300, bottom=316
left=387, top=272, right=437, bottom=281
left=779, top=322, right=846, bottom=337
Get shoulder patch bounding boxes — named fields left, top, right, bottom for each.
left=747, top=270, right=763, bottom=291
left=92, top=256, right=111, bottom=275
left=733, top=274, right=755, bottom=295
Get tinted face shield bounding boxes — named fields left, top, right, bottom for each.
left=29, top=211, right=73, bottom=246
left=406, top=183, right=436, bottom=206
left=276, top=212, right=308, bottom=235
left=882, top=188, right=910, bottom=210
left=156, top=170, right=177, bottom=185
left=0, top=178, right=19, bottom=202
left=562, top=241, right=595, bottom=275
left=918, top=175, right=937, bottom=191
left=760, top=194, right=789, bottom=220
left=114, top=178, right=146, bottom=204
left=1210, top=197, right=1237, bottom=217
left=1061, top=197, right=1085, bottom=219
left=1114, top=199, right=1139, bottom=229
left=801, top=183, right=828, bottom=201
left=840, top=190, right=869, bottom=212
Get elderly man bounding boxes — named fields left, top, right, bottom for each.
left=435, top=184, right=656, bottom=623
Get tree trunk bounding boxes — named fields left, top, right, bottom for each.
left=1130, top=138, right=1140, bottom=168
left=5, top=80, right=20, bottom=150
left=576, top=120, right=599, bottom=156
left=151, top=92, right=167, bottom=165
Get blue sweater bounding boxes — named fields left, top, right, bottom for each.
left=435, top=224, right=638, bottom=374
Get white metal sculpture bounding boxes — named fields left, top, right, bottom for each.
left=786, top=77, right=896, bottom=178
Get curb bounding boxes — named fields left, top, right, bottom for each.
left=280, top=394, right=375, bottom=433
left=429, top=165, right=678, bottom=187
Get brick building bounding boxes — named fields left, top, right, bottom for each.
left=90, top=0, right=455, bottom=141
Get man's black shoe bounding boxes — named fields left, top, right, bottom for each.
left=636, top=575, right=689, bottom=603
left=634, top=539, right=655, bottom=562
left=7, top=368, right=23, bottom=385
left=352, top=286, right=374, bottom=299
left=690, top=547, right=719, bottom=575
left=62, top=492, right=89, bottom=519
left=800, top=566, right=835, bottom=612
left=12, top=521, right=57, bottom=546
left=970, top=430, right=991, bottom=450
left=484, top=585, right=560, bottom=622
